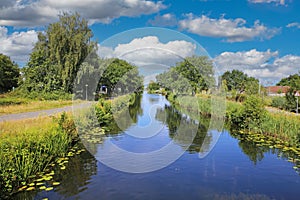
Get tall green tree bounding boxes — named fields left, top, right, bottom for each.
left=0, top=54, right=19, bottom=93
left=276, top=72, right=300, bottom=90
left=23, top=12, right=95, bottom=93
left=221, top=70, right=259, bottom=95
left=277, top=72, right=300, bottom=112
left=156, top=56, right=215, bottom=95
left=98, top=58, right=143, bottom=95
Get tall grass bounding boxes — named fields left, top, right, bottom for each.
left=168, top=94, right=300, bottom=147
left=0, top=113, right=77, bottom=197
left=261, top=112, right=300, bottom=147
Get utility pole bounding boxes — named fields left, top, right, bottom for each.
left=296, top=91, right=300, bottom=114
left=85, top=84, right=88, bottom=101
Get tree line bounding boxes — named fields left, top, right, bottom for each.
left=0, top=12, right=299, bottom=106
left=0, top=13, right=143, bottom=99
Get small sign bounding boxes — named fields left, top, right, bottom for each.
left=295, top=92, right=300, bottom=97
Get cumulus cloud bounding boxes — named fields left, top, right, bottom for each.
left=0, top=26, right=38, bottom=63
left=148, top=13, right=177, bottom=27
left=214, top=49, right=300, bottom=83
left=248, top=0, right=286, bottom=5
left=0, top=0, right=166, bottom=27
left=98, top=36, right=196, bottom=67
left=178, top=14, right=280, bottom=42
left=214, top=49, right=279, bottom=70
left=287, top=22, right=300, bottom=29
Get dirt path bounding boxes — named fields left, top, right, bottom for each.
left=0, top=102, right=93, bottom=122
left=265, top=106, right=299, bottom=116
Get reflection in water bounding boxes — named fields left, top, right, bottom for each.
left=107, top=93, right=143, bottom=135
left=155, top=105, right=212, bottom=154
left=13, top=144, right=97, bottom=200
left=25, top=92, right=300, bottom=199
left=53, top=148, right=97, bottom=198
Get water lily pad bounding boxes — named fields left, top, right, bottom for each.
left=45, top=187, right=54, bottom=191
left=26, top=187, right=35, bottom=191
left=28, top=183, right=35, bottom=186
left=60, top=166, right=66, bottom=170
left=43, top=175, right=53, bottom=181
left=39, top=186, right=47, bottom=190
left=18, top=186, right=27, bottom=191
left=52, top=182, right=60, bottom=186
left=36, top=182, right=44, bottom=186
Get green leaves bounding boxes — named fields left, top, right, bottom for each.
left=21, top=12, right=95, bottom=94
left=277, top=72, right=300, bottom=90
left=0, top=53, right=19, bottom=93
left=156, top=56, right=214, bottom=95
left=221, top=70, right=260, bottom=99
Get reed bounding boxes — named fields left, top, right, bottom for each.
left=169, top=94, right=300, bottom=147
left=0, top=113, right=76, bottom=197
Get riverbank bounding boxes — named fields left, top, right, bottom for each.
left=168, top=93, right=300, bottom=149
left=0, top=112, right=78, bottom=198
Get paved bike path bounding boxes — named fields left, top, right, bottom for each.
left=0, top=102, right=93, bottom=122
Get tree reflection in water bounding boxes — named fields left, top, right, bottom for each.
left=12, top=144, right=97, bottom=200
left=155, top=105, right=213, bottom=154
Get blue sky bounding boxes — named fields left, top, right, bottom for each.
left=0, top=0, right=299, bottom=84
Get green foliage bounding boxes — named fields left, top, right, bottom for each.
left=21, top=12, right=95, bottom=94
left=94, top=99, right=113, bottom=127
left=98, top=58, right=143, bottom=96
left=0, top=54, right=19, bottom=93
left=221, top=70, right=259, bottom=99
left=228, top=95, right=266, bottom=131
left=271, top=96, right=287, bottom=110
left=156, top=56, right=214, bottom=95
left=0, top=113, right=77, bottom=197
left=147, top=81, right=160, bottom=93
left=285, top=88, right=297, bottom=112
left=74, top=58, right=143, bottom=100
left=0, top=97, right=28, bottom=106
left=277, top=72, right=300, bottom=90
left=11, top=88, right=72, bottom=100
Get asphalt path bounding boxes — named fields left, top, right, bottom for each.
left=0, top=102, right=93, bottom=122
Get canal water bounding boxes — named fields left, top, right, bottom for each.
left=19, top=92, right=300, bottom=200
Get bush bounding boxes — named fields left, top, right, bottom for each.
left=8, top=88, right=72, bottom=101
left=0, top=97, right=28, bottom=106
left=229, top=95, right=266, bottom=131
left=271, top=97, right=286, bottom=110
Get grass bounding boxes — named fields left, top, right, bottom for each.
left=0, top=113, right=77, bottom=198
left=0, top=100, right=76, bottom=116
left=168, top=93, right=300, bottom=148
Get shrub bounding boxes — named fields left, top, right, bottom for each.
left=229, top=95, right=266, bottom=131
left=271, top=97, right=286, bottom=110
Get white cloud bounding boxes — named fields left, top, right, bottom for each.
left=98, top=36, right=196, bottom=67
left=214, top=49, right=278, bottom=70
left=178, top=14, right=280, bottom=42
left=214, top=49, right=300, bottom=83
left=0, top=26, right=38, bottom=63
left=287, top=22, right=300, bottom=29
left=0, top=0, right=166, bottom=27
left=248, top=0, right=286, bottom=5
left=148, top=13, right=177, bottom=27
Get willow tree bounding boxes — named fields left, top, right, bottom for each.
left=24, top=12, right=95, bottom=93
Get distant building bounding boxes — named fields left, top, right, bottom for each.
left=265, top=86, right=290, bottom=96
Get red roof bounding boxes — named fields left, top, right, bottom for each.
left=265, top=86, right=290, bottom=94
